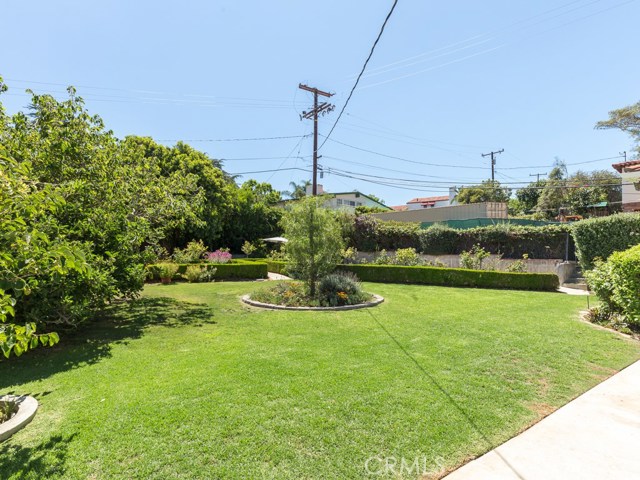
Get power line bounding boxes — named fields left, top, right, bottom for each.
left=500, top=155, right=625, bottom=170
left=159, top=134, right=311, bottom=143
left=318, top=0, right=399, bottom=151
left=4, top=78, right=307, bottom=106
left=351, top=0, right=594, bottom=80
left=358, top=0, right=634, bottom=90
left=221, top=155, right=310, bottom=162
left=320, top=135, right=488, bottom=169
left=229, top=167, right=312, bottom=176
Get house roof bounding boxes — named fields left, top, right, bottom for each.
left=407, top=195, right=450, bottom=204
left=329, top=192, right=391, bottom=209
left=390, top=205, right=408, bottom=211
left=612, top=159, right=640, bottom=173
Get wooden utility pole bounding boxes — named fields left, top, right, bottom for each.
left=299, top=84, right=334, bottom=195
left=481, top=149, right=504, bottom=181
left=529, top=172, right=547, bottom=182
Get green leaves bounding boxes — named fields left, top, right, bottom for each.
left=0, top=319, right=59, bottom=359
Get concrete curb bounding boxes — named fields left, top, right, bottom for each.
left=0, top=395, right=38, bottom=442
left=241, top=294, right=384, bottom=311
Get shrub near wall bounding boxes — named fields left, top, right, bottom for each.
left=338, top=264, right=559, bottom=291
left=350, top=215, right=571, bottom=259
left=146, top=261, right=268, bottom=281
left=571, top=213, right=640, bottom=269
left=586, top=244, right=640, bottom=324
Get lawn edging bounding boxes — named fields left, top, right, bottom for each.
left=241, top=293, right=384, bottom=311
left=0, top=395, right=38, bottom=442
left=338, top=264, right=559, bottom=291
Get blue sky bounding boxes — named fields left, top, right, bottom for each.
left=2, top=0, right=639, bottom=206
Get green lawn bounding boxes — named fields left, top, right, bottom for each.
left=1, top=282, right=638, bottom=479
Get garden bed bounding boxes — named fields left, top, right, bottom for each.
left=0, top=395, right=38, bottom=442
left=241, top=293, right=384, bottom=311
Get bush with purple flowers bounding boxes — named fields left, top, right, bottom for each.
left=206, top=249, right=232, bottom=264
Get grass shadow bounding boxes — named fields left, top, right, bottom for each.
left=0, top=433, right=76, bottom=479
left=0, top=297, right=216, bottom=390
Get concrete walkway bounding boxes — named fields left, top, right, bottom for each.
left=557, top=285, right=591, bottom=296
left=445, top=360, right=640, bottom=480
left=267, top=272, right=291, bottom=281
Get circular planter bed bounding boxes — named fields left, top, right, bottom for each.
left=0, top=395, right=38, bottom=442
left=241, top=294, right=384, bottom=311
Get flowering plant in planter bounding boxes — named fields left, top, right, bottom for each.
left=205, top=250, right=232, bottom=264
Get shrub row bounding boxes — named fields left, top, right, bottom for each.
left=571, top=213, right=640, bottom=269
left=146, top=261, right=268, bottom=281
left=350, top=216, right=571, bottom=259
left=585, top=244, right=640, bottom=325
left=265, top=260, right=288, bottom=275
left=338, top=264, right=559, bottom=291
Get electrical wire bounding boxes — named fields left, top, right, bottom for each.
left=318, top=0, right=399, bottom=151
left=158, top=134, right=311, bottom=143
left=320, top=135, right=488, bottom=169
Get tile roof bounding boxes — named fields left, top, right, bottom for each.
left=612, top=159, right=640, bottom=173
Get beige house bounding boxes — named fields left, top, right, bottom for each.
left=613, top=160, right=640, bottom=212
left=277, top=184, right=391, bottom=212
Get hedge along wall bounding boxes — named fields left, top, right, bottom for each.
left=338, top=264, right=559, bottom=291
left=571, top=213, right=640, bottom=269
left=350, top=215, right=572, bottom=259
left=146, top=261, right=268, bottom=281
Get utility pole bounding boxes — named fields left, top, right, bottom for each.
left=481, top=149, right=504, bottom=181
left=529, top=172, right=547, bottom=182
left=620, top=151, right=627, bottom=162
left=299, top=84, right=334, bottom=195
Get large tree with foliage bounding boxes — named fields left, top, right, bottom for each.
left=455, top=180, right=511, bottom=204
left=0, top=153, right=93, bottom=357
left=596, top=101, right=640, bottom=156
left=535, top=161, right=568, bottom=219
left=565, top=170, right=621, bottom=215
left=515, top=179, right=547, bottom=214
left=281, top=197, right=344, bottom=296
left=223, top=179, right=283, bottom=251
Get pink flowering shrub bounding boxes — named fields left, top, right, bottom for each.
left=205, top=249, right=232, bottom=264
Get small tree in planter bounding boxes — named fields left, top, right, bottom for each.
left=281, top=196, right=344, bottom=297
left=157, top=263, right=179, bottom=284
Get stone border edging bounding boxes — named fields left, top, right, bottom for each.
left=241, top=294, right=384, bottom=311
left=0, top=395, right=38, bottom=442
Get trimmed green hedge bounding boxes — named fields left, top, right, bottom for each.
left=338, top=264, right=559, bottom=291
left=351, top=215, right=571, bottom=259
left=585, top=244, right=640, bottom=324
left=265, top=261, right=288, bottom=275
left=571, top=213, right=640, bottom=269
left=146, top=261, right=268, bottom=281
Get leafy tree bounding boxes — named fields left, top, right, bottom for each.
left=355, top=205, right=389, bottom=215
left=223, top=180, right=283, bottom=250
left=0, top=153, right=91, bottom=357
left=536, top=161, right=568, bottom=219
left=0, top=84, right=211, bottom=330
left=366, top=193, right=385, bottom=205
left=515, top=179, right=547, bottom=214
left=565, top=170, right=621, bottom=215
left=455, top=180, right=511, bottom=204
left=283, top=179, right=311, bottom=199
left=596, top=101, right=640, bottom=156
left=122, top=136, right=229, bottom=250
left=281, top=197, right=344, bottom=296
